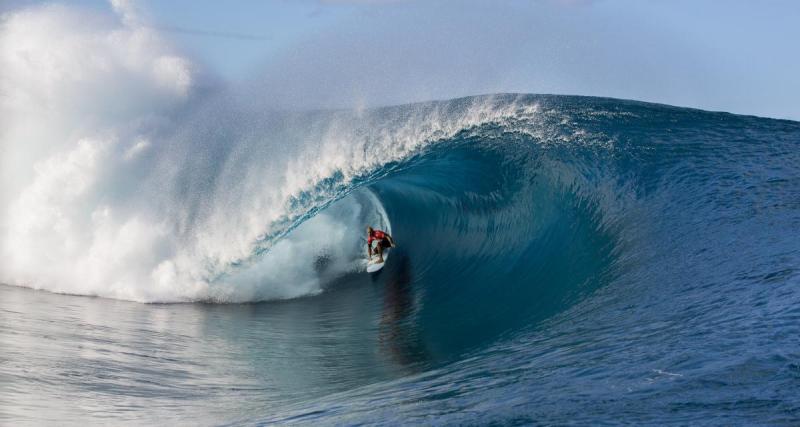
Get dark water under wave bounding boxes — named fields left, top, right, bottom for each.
left=2, top=95, right=800, bottom=425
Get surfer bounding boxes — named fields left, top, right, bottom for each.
left=367, top=226, right=396, bottom=263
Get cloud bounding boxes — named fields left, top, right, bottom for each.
left=109, top=0, right=143, bottom=27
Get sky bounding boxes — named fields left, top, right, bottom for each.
left=2, top=0, right=799, bottom=120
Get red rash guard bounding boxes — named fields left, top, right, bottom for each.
left=368, top=230, right=386, bottom=245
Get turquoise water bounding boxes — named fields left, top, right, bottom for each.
left=2, top=95, right=800, bottom=425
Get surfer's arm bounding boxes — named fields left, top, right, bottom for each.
left=387, top=235, right=396, bottom=247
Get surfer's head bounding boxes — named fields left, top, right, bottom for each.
left=366, top=226, right=374, bottom=234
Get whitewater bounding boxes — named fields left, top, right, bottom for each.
left=2, top=3, right=800, bottom=425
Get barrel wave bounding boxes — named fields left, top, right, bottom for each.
left=4, top=5, right=800, bottom=424
left=258, top=95, right=800, bottom=424
left=3, top=94, right=800, bottom=425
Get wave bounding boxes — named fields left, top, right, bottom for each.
left=3, top=94, right=798, bottom=425
left=5, top=5, right=800, bottom=425
left=0, top=3, right=608, bottom=305
left=0, top=78, right=540, bottom=302
left=3, top=73, right=797, bottom=306
left=0, top=3, right=534, bottom=302
left=2, top=4, right=799, bottom=312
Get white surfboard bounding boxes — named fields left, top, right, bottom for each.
left=366, top=252, right=388, bottom=273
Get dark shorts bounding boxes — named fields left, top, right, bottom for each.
left=376, top=239, right=392, bottom=249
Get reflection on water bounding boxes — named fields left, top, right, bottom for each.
left=379, top=253, right=428, bottom=370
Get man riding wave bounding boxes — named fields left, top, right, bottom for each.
left=367, top=226, right=396, bottom=263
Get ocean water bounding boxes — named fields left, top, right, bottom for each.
left=2, top=94, right=800, bottom=425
